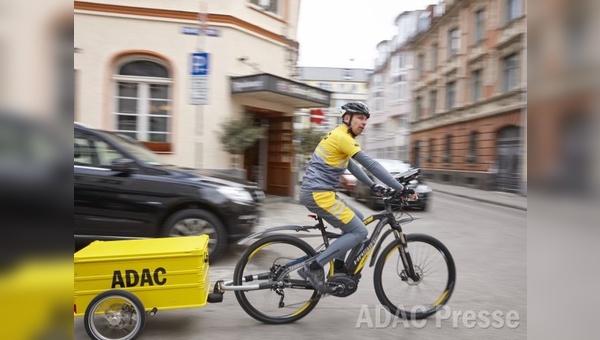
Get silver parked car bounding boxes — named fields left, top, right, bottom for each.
left=353, top=159, right=432, bottom=211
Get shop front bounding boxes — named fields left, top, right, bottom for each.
left=230, top=73, right=331, bottom=196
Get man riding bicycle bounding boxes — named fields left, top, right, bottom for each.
left=299, top=101, right=415, bottom=292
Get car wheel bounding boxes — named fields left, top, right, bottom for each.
left=161, top=209, right=227, bottom=262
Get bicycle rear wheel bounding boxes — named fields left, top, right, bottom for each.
left=233, top=234, right=322, bottom=324
left=374, top=233, right=456, bottom=320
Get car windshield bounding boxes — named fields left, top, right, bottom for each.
left=102, top=131, right=162, bottom=166
left=375, top=159, right=410, bottom=173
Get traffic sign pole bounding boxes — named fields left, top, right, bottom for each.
left=194, top=0, right=208, bottom=169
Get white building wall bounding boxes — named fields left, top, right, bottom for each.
left=75, top=0, right=301, bottom=169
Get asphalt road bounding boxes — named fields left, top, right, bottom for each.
left=74, top=191, right=527, bottom=339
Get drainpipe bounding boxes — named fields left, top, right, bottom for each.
left=519, top=31, right=527, bottom=196
left=520, top=89, right=527, bottom=196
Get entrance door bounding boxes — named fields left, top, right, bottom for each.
left=243, top=117, right=268, bottom=190
left=496, top=126, right=521, bottom=192
left=266, top=117, right=293, bottom=196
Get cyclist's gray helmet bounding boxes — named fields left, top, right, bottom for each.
left=340, top=102, right=370, bottom=119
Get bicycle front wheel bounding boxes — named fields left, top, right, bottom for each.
left=233, top=234, right=321, bottom=324
left=374, top=233, right=456, bottom=320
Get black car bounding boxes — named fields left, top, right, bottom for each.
left=353, top=159, right=431, bottom=211
left=74, top=122, right=264, bottom=261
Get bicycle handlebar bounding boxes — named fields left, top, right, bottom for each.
left=378, top=168, right=421, bottom=209
left=394, top=168, right=420, bottom=185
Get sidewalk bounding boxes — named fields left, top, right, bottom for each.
left=264, top=181, right=527, bottom=211
left=426, top=181, right=527, bottom=211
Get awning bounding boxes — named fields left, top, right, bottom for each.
left=230, top=73, right=331, bottom=108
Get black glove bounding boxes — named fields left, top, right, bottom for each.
left=370, top=184, right=386, bottom=195
left=401, top=188, right=415, bottom=196
left=390, top=187, right=414, bottom=198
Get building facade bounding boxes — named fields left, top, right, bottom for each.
left=409, top=0, right=527, bottom=193
left=74, top=0, right=331, bottom=197
left=528, top=0, right=594, bottom=194
left=365, top=9, right=435, bottom=161
left=295, top=67, right=372, bottom=131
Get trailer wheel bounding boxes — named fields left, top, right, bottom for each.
left=84, top=290, right=146, bottom=340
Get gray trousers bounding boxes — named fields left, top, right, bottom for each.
left=299, top=190, right=368, bottom=267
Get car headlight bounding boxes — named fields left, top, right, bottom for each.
left=217, top=187, right=254, bottom=205
left=415, top=184, right=432, bottom=194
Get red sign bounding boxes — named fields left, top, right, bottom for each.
left=310, top=109, right=325, bottom=125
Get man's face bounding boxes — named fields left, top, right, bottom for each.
left=344, top=113, right=369, bottom=136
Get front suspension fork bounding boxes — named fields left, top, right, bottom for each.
left=396, top=232, right=419, bottom=281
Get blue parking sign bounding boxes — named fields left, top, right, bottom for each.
left=191, top=52, right=209, bottom=75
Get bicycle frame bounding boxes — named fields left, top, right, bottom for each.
left=318, top=197, right=421, bottom=282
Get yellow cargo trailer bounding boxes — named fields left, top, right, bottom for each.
left=74, top=235, right=210, bottom=340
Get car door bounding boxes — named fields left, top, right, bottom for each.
left=74, top=129, right=161, bottom=238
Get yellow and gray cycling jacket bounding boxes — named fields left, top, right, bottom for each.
left=300, top=125, right=404, bottom=193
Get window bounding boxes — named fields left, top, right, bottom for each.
left=448, top=28, right=460, bottom=59
left=392, top=55, right=400, bottom=73
left=418, top=12, right=430, bottom=31
left=474, top=9, right=485, bottom=44
left=74, top=131, right=123, bottom=168
left=373, top=91, right=384, bottom=112
left=113, top=59, right=172, bottom=151
left=373, top=74, right=382, bottom=88
left=446, top=81, right=456, bottom=110
left=415, top=96, right=423, bottom=120
left=392, top=83, right=400, bottom=101
left=429, top=90, right=437, bottom=116
left=251, top=0, right=281, bottom=16
left=417, top=53, right=425, bottom=77
left=506, top=0, right=522, bottom=22
left=399, top=83, right=407, bottom=100
left=431, top=43, right=438, bottom=70
left=503, top=53, right=519, bottom=92
left=444, top=134, right=452, bottom=163
left=567, top=10, right=588, bottom=67
left=472, top=69, right=482, bottom=102
left=1, top=118, right=61, bottom=169
left=467, top=131, right=477, bottom=163
left=413, top=140, right=421, bottom=167
left=58, top=23, right=74, bottom=120
left=428, top=138, right=435, bottom=163
left=400, top=115, right=409, bottom=130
